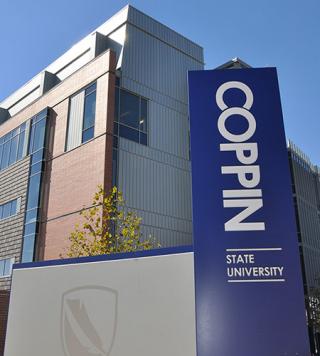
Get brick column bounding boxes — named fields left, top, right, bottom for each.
left=0, top=290, right=10, bottom=356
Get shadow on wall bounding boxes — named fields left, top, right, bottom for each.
left=0, top=290, right=10, bottom=356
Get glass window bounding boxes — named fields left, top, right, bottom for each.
left=140, top=98, right=148, bottom=132
left=22, top=235, right=36, bottom=263
left=25, top=208, right=38, bottom=224
left=31, top=118, right=46, bottom=153
left=1, top=140, right=10, bottom=170
left=85, top=83, right=96, bottom=95
left=8, top=135, right=19, bottom=165
left=119, top=125, right=139, bottom=143
left=115, top=88, right=148, bottom=146
left=0, top=123, right=28, bottom=171
left=24, top=222, right=37, bottom=236
left=10, top=199, right=17, bottom=215
left=31, top=149, right=44, bottom=165
left=0, top=198, right=19, bottom=220
left=30, top=161, right=43, bottom=176
left=82, top=127, right=94, bottom=143
left=0, top=260, right=4, bottom=276
left=120, top=90, right=140, bottom=129
left=83, top=92, right=96, bottom=131
left=3, top=258, right=13, bottom=276
left=66, top=82, right=96, bottom=149
left=115, top=88, right=119, bottom=122
left=2, top=202, right=11, bottom=219
left=140, top=132, right=147, bottom=146
left=27, top=173, right=41, bottom=210
left=17, top=131, right=25, bottom=160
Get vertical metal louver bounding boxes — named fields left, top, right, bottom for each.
left=66, top=91, right=85, bottom=151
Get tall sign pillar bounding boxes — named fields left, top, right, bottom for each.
left=188, top=68, right=310, bottom=356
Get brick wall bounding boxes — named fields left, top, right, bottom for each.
left=0, top=290, right=10, bottom=356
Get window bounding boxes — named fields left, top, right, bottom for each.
left=82, top=83, right=96, bottom=143
left=114, top=86, right=148, bottom=146
left=0, top=257, right=14, bottom=278
left=0, top=198, right=20, bottom=221
left=21, top=109, right=49, bottom=263
left=66, top=82, right=97, bottom=150
left=0, top=122, right=27, bottom=171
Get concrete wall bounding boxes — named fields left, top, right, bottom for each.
left=4, top=251, right=196, bottom=356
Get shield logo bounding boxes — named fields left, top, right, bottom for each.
left=61, top=286, right=118, bottom=356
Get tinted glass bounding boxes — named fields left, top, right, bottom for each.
left=30, top=161, right=43, bottom=176
left=1, top=141, right=10, bottom=170
left=119, top=125, right=139, bottom=143
left=82, top=127, right=94, bottom=143
left=24, top=222, right=37, bottom=236
left=31, top=149, right=44, bottom=165
left=3, top=259, right=12, bottom=276
left=27, top=173, right=41, bottom=210
left=34, top=109, right=47, bottom=123
left=140, top=132, right=147, bottom=146
left=25, top=208, right=38, bottom=224
left=31, top=119, right=46, bottom=153
left=2, top=202, right=11, bottom=219
left=140, top=98, right=148, bottom=132
left=115, top=76, right=120, bottom=87
left=22, top=234, right=36, bottom=263
left=85, top=83, right=96, bottom=95
left=17, top=131, right=25, bottom=160
left=0, top=260, right=4, bottom=276
left=8, top=135, right=18, bottom=165
left=10, top=199, right=17, bottom=215
left=113, top=122, right=119, bottom=135
left=113, top=135, right=118, bottom=149
left=120, top=90, right=139, bottom=129
left=0, top=206, right=2, bottom=219
left=114, top=88, right=119, bottom=122
left=83, top=91, right=96, bottom=130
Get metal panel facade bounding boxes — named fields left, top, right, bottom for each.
left=118, top=16, right=203, bottom=247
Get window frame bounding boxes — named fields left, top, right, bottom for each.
left=0, top=257, right=15, bottom=278
left=115, top=86, right=149, bottom=146
left=0, top=197, right=20, bottom=221
left=0, top=123, right=27, bottom=172
left=66, top=81, right=97, bottom=151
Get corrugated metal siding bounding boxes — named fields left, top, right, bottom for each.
left=121, top=76, right=189, bottom=116
left=118, top=138, right=192, bottom=247
left=117, top=18, right=204, bottom=247
left=127, top=6, right=203, bottom=62
left=290, top=149, right=320, bottom=291
left=122, top=24, right=203, bottom=105
left=66, top=91, right=84, bottom=151
left=149, top=101, right=189, bottom=159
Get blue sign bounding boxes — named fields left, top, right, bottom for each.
left=188, top=68, right=310, bottom=356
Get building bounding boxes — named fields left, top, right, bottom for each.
left=0, top=4, right=319, bottom=355
left=288, top=141, right=320, bottom=354
left=0, top=6, right=203, bottom=353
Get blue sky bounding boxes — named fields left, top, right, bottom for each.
left=0, top=0, right=319, bottom=164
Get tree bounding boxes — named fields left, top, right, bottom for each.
left=64, top=186, right=160, bottom=258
